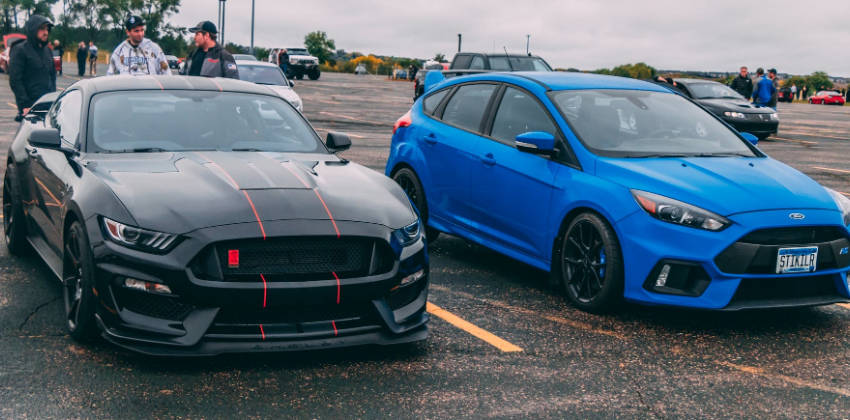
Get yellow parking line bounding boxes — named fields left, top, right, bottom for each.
left=426, top=302, right=523, bottom=353
left=840, top=192, right=850, bottom=197
left=836, top=303, right=850, bottom=310
left=780, top=130, right=849, bottom=141
left=812, top=166, right=850, bottom=175
left=768, top=136, right=818, bottom=145
left=716, top=361, right=850, bottom=397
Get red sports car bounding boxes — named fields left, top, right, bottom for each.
left=0, top=33, right=26, bottom=73
left=809, top=90, right=846, bottom=105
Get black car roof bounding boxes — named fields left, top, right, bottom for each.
left=457, top=52, right=545, bottom=59
left=71, top=75, right=277, bottom=97
left=672, top=78, right=720, bottom=85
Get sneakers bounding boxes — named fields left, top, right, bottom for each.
left=14, top=113, right=23, bottom=122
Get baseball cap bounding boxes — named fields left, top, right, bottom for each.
left=125, top=15, right=145, bottom=30
left=188, top=21, right=217, bottom=34
left=768, top=68, right=777, bottom=74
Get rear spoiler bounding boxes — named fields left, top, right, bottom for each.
left=423, top=69, right=493, bottom=95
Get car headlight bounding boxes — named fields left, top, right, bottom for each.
left=101, top=217, right=179, bottom=252
left=632, top=190, right=731, bottom=231
left=723, top=111, right=745, bottom=119
left=826, top=188, right=850, bottom=226
left=289, top=58, right=298, bottom=64
left=770, top=112, right=779, bottom=121
left=393, top=219, right=421, bottom=247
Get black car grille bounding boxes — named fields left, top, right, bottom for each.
left=191, top=236, right=396, bottom=282
left=728, top=275, right=840, bottom=304
left=116, top=289, right=194, bottom=320
left=715, top=227, right=850, bottom=274
left=204, top=303, right=380, bottom=340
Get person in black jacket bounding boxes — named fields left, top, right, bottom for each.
left=180, top=21, right=238, bottom=79
left=76, top=41, right=87, bottom=76
left=9, top=15, right=56, bottom=122
left=729, top=66, right=753, bottom=100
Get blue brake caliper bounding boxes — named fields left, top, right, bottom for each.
left=598, top=249, right=606, bottom=278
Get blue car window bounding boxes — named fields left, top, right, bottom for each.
left=550, top=89, right=757, bottom=158
left=423, top=88, right=450, bottom=116
left=441, top=84, right=497, bottom=133
left=490, top=87, right=557, bottom=143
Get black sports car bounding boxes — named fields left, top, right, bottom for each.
left=673, top=78, right=779, bottom=140
left=2, top=76, right=429, bottom=355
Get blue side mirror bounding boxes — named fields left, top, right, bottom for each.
left=515, top=131, right=556, bottom=155
left=423, top=71, right=446, bottom=94
left=740, top=132, right=758, bottom=145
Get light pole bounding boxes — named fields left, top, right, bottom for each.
left=526, top=34, right=530, bottom=55
left=249, top=0, right=255, bottom=55
left=219, top=0, right=227, bottom=46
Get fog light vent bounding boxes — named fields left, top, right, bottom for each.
left=655, top=264, right=671, bottom=287
left=124, top=278, right=172, bottom=295
left=643, top=260, right=711, bottom=297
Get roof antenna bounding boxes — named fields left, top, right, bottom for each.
left=503, top=46, right=512, bottom=71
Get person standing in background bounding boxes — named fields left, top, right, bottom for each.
left=53, top=40, right=63, bottom=75
left=88, top=41, right=98, bottom=76
left=76, top=42, right=87, bottom=76
left=729, top=66, right=753, bottom=100
left=8, top=15, right=56, bottom=122
left=106, top=15, right=170, bottom=76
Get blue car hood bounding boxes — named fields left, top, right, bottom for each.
left=596, top=157, right=837, bottom=216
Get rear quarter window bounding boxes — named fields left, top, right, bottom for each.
left=423, top=88, right=450, bottom=115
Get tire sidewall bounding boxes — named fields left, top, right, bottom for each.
left=3, top=166, right=28, bottom=254
left=65, top=221, right=98, bottom=340
left=560, top=213, right=624, bottom=312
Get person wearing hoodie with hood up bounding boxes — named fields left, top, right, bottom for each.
left=9, top=14, right=56, bottom=122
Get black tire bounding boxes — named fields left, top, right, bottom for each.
left=757, top=133, right=771, bottom=141
left=558, top=212, right=624, bottom=313
left=62, top=221, right=98, bottom=341
left=295, top=74, right=304, bottom=80
left=3, top=166, right=29, bottom=255
left=307, top=69, right=320, bottom=80
left=392, top=167, right=440, bottom=242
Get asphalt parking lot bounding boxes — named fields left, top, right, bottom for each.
left=2, top=68, right=850, bottom=418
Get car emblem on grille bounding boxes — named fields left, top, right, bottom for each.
left=788, top=213, right=805, bottom=220
left=841, top=247, right=849, bottom=255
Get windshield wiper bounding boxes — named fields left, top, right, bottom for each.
left=231, top=147, right=270, bottom=152
left=107, top=147, right=169, bottom=153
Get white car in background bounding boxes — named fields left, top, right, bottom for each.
left=235, top=60, right=303, bottom=112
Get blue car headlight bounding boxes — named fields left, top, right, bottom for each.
left=825, top=188, right=850, bottom=227
left=632, top=190, right=731, bottom=231
left=393, top=219, right=421, bottom=247
left=101, top=217, right=179, bottom=253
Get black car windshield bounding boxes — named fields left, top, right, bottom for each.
left=238, top=64, right=288, bottom=85
left=489, top=56, right=552, bottom=71
left=686, top=82, right=745, bottom=100
left=550, top=89, right=757, bottom=158
left=88, top=91, right=323, bottom=153
left=286, top=49, right=309, bottom=55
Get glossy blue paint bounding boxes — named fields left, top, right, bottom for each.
left=386, top=71, right=850, bottom=309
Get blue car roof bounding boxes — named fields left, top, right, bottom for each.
left=435, top=71, right=671, bottom=93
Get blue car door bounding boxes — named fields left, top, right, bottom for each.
left=467, top=85, right=567, bottom=260
left=420, top=83, right=498, bottom=231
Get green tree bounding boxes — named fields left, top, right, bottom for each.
left=433, top=53, right=445, bottom=62
left=304, top=30, right=335, bottom=64
left=807, top=71, right=833, bottom=92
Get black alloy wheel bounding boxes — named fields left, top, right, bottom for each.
left=392, top=167, right=440, bottom=242
left=3, top=167, right=28, bottom=254
left=560, top=213, right=624, bottom=312
left=62, top=222, right=97, bottom=341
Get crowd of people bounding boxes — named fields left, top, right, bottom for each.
left=7, top=14, right=240, bottom=121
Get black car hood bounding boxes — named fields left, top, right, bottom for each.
left=84, top=152, right=416, bottom=234
left=697, top=98, right=774, bottom=114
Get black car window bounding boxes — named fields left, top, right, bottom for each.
left=441, top=84, right=497, bottom=133
left=489, top=57, right=511, bottom=71
left=50, top=90, right=82, bottom=148
left=452, top=55, right=472, bottom=69
left=469, top=56, right=485, bottom=70
left=88, top=91, right=324, bottom=153
left=490, top=87, right=556, bottom=143
left=423, top=88, right=450, bottom=115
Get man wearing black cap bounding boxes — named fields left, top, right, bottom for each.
left=8, top=14, right=56, bottom=122
left=107, top=15, right=171, bottom=76
left=181, top=21, right=238, bottom=79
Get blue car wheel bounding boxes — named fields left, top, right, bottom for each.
left=560, top=213, right=624, bottom=312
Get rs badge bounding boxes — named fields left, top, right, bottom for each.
left=841, top=247, right=849, bottom=255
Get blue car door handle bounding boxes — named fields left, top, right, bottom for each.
left=481, top=153, right=496, bottom=166
left=424, top=133, right=437, bottom=145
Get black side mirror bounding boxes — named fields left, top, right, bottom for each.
left=29, top=128, right=61, bottom=149
left=325, top=132, right=351, bottom=152
left=289, top=80, right=295, bottom=88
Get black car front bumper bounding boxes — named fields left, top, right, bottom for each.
left=723, top=115, right=779, bottom=138
left=86, top=218, right=429, bottom=356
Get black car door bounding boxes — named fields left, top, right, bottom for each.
left=27, top=90, right=81, bottom=253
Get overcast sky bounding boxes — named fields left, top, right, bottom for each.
left=162, top=0, right=849, bottom=76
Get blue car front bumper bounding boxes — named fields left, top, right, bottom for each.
left=617, top=209, right=850, bottom=310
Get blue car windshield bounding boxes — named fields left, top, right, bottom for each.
left=550, top=89, right=758, bottom=158
left=88, top=90, right=323, bottom=153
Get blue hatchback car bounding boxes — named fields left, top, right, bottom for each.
left=386, top=71, right=850, bottom=312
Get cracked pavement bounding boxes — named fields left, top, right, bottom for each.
left=1, top=67, right=850, bottom=418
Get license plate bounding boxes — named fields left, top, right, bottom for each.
left=775, top=246, right=818, bottom=274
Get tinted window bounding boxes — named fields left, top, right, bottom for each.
left=423, top=88, right=449, bottom=115
left=550, top=89, right=756, bottom=157
left=491, top=87, right=556, bottom=143
left=441, top=84, right=497, bottom=133
left=469, top=56, right=485, bottom=70
left=489, top=57, right=511, bottom=71
left=687, top=82, right=744, bottom=100
left=452, top=55, right=472, bottom=69
left=50, top=90, right=82, bottom=147
left=238, top=64, right=288, bottom=86
left=89, top=91, right=323, bottom=153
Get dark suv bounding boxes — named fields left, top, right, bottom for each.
left=449, top=52, right=552, bottom=72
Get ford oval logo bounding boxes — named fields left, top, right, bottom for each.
left=789, top=213, right=806, bottom=220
